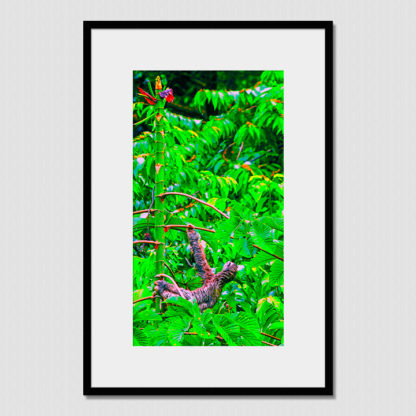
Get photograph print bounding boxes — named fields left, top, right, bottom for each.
left=132, top=70, right=284, bottom=347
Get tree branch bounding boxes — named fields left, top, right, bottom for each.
left=161, top=224, right=215, bottom=233
left=163, top=261, right=176, bottom=277
left=133, top=209, right=158, bottom=215
left=133, top=240, right=161, bottom=245
left=236, top=142, right=244, bottom=160
left=252, top=244, right=284, bottom=261
left=157, top=192, right=230, bottom=219
left=133, top=295, right=155, bottom=304
left=229, top=236, right=284, bottom=261
left=261, top=331, right=281, bottom=341
left=261, top=340, right=278, bottom=347
left=221, top=142, right=235, bottom=162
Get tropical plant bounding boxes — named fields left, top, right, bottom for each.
left=133, top=70, right=284, bottom=346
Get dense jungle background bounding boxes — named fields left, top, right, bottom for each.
left=133, top=70, right=284, bottom=346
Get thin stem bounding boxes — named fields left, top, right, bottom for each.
left=133, top=240, right=161, bottom=245
left=134, top=112, right=156, bottom=126
left=236, top=142, right=244, bottom=160
left=252, top=244, right=283, bottom=261
left=157, top=192, right=230, bottom=219
left=221, top=141, right=235, bottom=162
left=163, top=261, right=176, bottom=277
left=261, top=340, right=278, bottom=347
left=261, top=331, right=281, bottom=341
left=229, top=235, right=284, bottom=261
left=161, top=224, right=215, bottom=233
left=133, top=295, right=155, bottom=304
left=133, top=209, right=158, bottom=215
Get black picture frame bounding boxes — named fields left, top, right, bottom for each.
left=84, top=20, right=333, bottom=396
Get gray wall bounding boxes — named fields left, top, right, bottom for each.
left=1, top=0, right=415, bottom=414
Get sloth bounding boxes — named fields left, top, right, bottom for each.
left=153, top=227, right=238, bottom=311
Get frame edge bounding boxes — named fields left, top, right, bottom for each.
left=83, top=20, right=334, bottom=396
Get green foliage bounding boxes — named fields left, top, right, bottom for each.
left=133, top=71, right=284, bottom=346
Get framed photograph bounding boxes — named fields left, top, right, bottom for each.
left=84, top=21, right=333, bottom=395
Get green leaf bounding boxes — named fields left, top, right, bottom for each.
left=212, top=315, right=238, bottom=346
left=236, top=313, right=261, bottom=346
left=133, top=157, right=145, bottom=177
left=216, top=217, right=240, bottom=242
left=270, top=260, right=284, bottom=286
left=192, top=310, right=216, bottom=339
left=133, top=309, right=162, bottom=323
left=257, top=296, right=283, bottom=320
left=247, top=251, right=275, bottom=269
left=251, top=221, right=274, bottom=247
left=233, top=236, right=254, bottom=258
left=259, top=216, right=284, bottom=232
left=133, top=327, right=151, bottom=346
left=166, top=316, right=191, bottom=345
left=269, top=321, right=284, bottom=330
left=212, top=91, right=219, bottom=110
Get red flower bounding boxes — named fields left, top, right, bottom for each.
left=138, top=87, right=157, bottom=105
left=159, top=88, right=174, bottom=103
